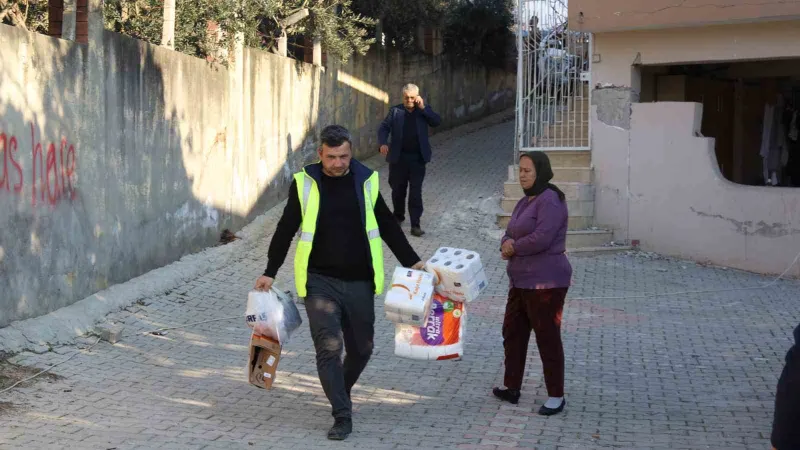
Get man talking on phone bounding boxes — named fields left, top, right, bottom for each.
left=378, top=83, right=441, bottom=237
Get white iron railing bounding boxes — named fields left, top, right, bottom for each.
left=514, top=0, right=592, bottom=161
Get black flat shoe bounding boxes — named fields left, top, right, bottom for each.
left=538, top=399, right=565, bottom=416
left=492, top=387, right=520, bottom=405
left=327, top=418, right=352, bottom=440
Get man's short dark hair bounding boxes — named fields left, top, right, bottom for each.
left=319, top=125, right=352, bottom=148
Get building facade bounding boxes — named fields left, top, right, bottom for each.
left=570, top=0, right=800, bottom=276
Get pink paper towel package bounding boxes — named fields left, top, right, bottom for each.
left=387, top=248, right=488, bottom=361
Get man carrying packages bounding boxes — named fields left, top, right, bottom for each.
left=255, top=125, right=424, bottom=440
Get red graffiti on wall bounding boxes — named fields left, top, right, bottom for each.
left=0, top=123, right=77, bottom=206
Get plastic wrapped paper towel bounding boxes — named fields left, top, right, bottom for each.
left=245, top=289, right=302, bottom=344
left=384, top=267, right=435, bottom=326
left=395, top=295, right=465, bottom=360
left=425, top=247, right=488, bottom=302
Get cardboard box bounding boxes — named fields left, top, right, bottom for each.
left=248, top=334, right=282, bottom=389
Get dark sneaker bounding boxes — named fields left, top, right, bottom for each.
left=327, top=418, right=353, bottom=440
left=394, top=214, right=405, bottom=223
left=410, top=227, right=425, bottom=237
left=492, top=387, right=521, bottom=405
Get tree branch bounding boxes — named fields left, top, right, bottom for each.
left=0, top=1, right=29, bottom=29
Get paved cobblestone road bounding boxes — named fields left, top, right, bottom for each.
left=2, top=119, right=799, bottom=449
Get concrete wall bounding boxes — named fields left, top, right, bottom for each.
left=592, top=101, right=800, bottom=277
left=0, top=24, right=515, bottom=327
left=589, top=20, right=800, bottom=277
left=570, top=0, right=800, bottom=33
left=592, top=21, right=800, bottom=89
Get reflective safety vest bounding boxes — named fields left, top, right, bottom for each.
left=293, top=167, right=384, bottom=297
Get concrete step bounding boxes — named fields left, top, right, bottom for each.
left=565, top=97, right=590, bottom=110
left=565, top=229, right=613, bottom=248
left=544, top=124, right=589, bottom=141
left=503, top=180, right=594, bottom=200
left=501, top=197, right=594, bottom=217
left=538, top=101, right=589, bottom=120
left=511, top=150, right=590, bottom=169
left=534, top=138, right=590, bottom=149
left=547, top=150, right=591, bottom=167
left=507, top=153, right=591, bottom=181
left=496, top=213, right=593, bottom=230
left=554, top=167, right=592, bottom=183
left=484, top=224, right=613, bottom=249
left=567, top=245, right=633, bottom=255
left=547, top=110, right=590, bottom=126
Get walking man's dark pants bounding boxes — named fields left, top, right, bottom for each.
left=389, top=154, right=426, bottom=227
left=304, top=273, right=375, bottom=419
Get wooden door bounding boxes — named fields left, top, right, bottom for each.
left=686, top=77, right=736, bottom=180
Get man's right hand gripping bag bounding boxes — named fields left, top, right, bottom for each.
left=245, top=289, right=302, bottom=389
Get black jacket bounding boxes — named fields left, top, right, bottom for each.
left=772, top=323, right=800, bottom=449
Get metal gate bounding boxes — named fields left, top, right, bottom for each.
left=514, top=0, right=592, bottom=160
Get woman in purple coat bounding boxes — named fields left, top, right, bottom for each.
left=493, top=151, right=572, bottom=416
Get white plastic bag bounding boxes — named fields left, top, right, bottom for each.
left=245, top=289, right=302, bottom=344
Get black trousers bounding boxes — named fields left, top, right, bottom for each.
left=305, top=273, right=375, bottom=419
left=389, top=153, right=426, bottom=227
left=772, top=324, right=800, bottom=449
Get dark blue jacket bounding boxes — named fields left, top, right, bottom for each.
left=378, top=104, right=442, bottom=163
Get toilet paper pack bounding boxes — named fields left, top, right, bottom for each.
left=436, top=268, right=488, bottom=303
left=384, top=267, right=436, bottom=327
left=395, top=295, right=465, bottom=361
left=426, top=247, right=488, bottom=302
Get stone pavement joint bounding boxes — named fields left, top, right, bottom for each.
left=1, top=116, right=798, bottom=449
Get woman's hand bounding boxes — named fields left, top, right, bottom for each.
left=501, top=239, right=516, bottom=259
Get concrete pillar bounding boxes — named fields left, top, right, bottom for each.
left=61, top=0, right=76, bottom=41
left=312, top=38, right=322, bottom=66
left=161, top=0, right=176, bottom=49
left=277, top=35, right=287, bottom=57
left=87, top=0, right=104, bottom=44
